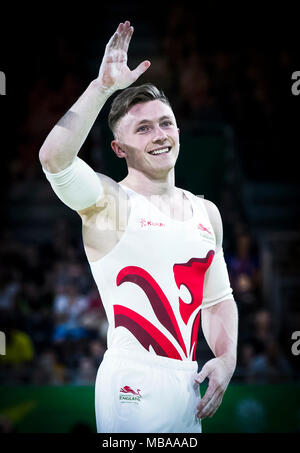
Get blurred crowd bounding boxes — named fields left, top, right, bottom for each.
left=227, top=228, right=294, bottom=383
left=0, top=221, right=107, bottom=385
left=1, top=3, right=298, bottom=387
left=161, top=3, right=298, bottom=183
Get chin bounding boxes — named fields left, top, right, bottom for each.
left=152, top=162, right=176, bottom=178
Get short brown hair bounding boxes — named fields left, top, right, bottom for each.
left=108, top=83, right=172, bottom=136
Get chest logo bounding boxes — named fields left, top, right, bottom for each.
left=140, top=218, right=165, bottom=228
left=197, top=223, right=212, bottom=235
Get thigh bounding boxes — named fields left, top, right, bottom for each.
left=95, top=356, right=155, bottom=433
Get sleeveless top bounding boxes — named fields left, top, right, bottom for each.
left=89, top=184, right=222, bottom=361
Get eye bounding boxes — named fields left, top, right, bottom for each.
left=137, top=125, right=150, bottom=133
left=161, top=121, right=172, bottom=127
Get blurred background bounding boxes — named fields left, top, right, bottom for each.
left=0, top=1, right=299, bottom=433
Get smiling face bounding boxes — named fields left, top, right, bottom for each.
left=111, top=100, right=180, bottom=179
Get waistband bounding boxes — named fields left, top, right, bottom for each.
left=103, top=347, right=198, bottom=372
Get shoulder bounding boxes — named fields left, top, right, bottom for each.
left=95, top=172, right=127, bottom=199
left=202, top=198, right=222, bottom=224
left=78, top=172, right=128, bottom=218
left=195, top=197, right=223, bottom=251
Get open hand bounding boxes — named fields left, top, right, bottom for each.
left=97, top=20, right=151, bottom=93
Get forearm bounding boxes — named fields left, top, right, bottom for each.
left=39, top=79, right=112, bottom=173
left=201, top=299, right=238, bottom=370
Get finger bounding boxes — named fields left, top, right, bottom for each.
left=196, top=368, right=210, bottom=383
left=199, top=387, right=222, bottom=412
left=195, top=365, right=211, bottom=384
left=106, top=21, right=127, bottom=50
left=117, top=22, right=124, bottom=34
left=197, top=391, right=222, bottom=419
left=118, top=24, right=131, bottom=51
left=207, top=394, right=223, bottom=418
left=197, top=400, right=214, bottom=419
left=123, top=26, right=134, bottom=54
left=203, top=395, right=219, bottom=417
left=196, top=384, right=216, bottom=412
left=117, top=22, right=125, bottom=47
left=117, top=21, right=131, bottom=49
left=105, top=31, right=120, bottom=52
left=131, top=60, right=151, bottom=81
left=118, top=20, right=131, bottom=31
left=207, top=407, right=217, bottom=418
left=197, top=398, right=214, bottom=419
left=123, top=20, right=131, bottom=30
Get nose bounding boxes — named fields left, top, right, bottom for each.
left=152, top=124, right=168, bottom=143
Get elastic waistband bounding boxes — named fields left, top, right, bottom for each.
left=104, top=347, right=198, bottom=372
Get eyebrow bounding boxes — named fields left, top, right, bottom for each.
left=134, top=115, right=173, bottom=128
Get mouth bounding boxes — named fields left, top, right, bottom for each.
left=148, top=146, right=171, bottom=156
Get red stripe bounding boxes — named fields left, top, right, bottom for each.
left=114, top=304, right=183, bottom=360
left=117, top=266, right=187, bottom=357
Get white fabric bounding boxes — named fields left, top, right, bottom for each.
left=89, top=185, right=234, bottom=361
left=42, top=156, right=103, bottom=211
left=95, top=347, right=201, bottom=433
left=202, top=248, right=234, bottom=309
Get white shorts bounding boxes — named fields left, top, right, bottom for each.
left=95, top=347, right=202, bottom=433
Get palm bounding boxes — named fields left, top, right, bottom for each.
left=98, top=21, right=150, bottom=91
left=100, top=50, right=132, bottom=89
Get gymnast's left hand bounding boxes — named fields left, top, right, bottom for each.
left=194, top=356, right=235, bottom=419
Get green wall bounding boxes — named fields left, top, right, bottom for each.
left=0, top=384, right=299, bottom=433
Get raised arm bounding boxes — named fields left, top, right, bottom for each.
left=39, top=20, right=150, bottom=173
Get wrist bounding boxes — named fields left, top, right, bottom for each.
left=89, top=79, right=116, bottom=99
left=218, top=353, right=237, bottom=373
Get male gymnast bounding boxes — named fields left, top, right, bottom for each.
left=39, top=20, right=238, bottom=433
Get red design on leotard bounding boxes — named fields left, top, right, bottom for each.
left=114, top=304, right=182, bottom=360
left=173, top=250, right=215, bottom=325
left=117, top=266, right=187, bottom=356
left=114, top=250, right=214, bottom=360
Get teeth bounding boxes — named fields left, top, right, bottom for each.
left=149, top=148, right=169, bottom=155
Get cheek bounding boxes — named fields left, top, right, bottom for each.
left=132, top=136, right=149, bottom=151
left=125, top=140, right=146, bottom=158
left=119, top=133, right=140, bottom=152
left=170, top=126, right=179, bottom=139
left=171, top=132, right=180, bottom=146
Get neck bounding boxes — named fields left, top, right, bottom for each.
left=121, top=167, right=176, bottom=197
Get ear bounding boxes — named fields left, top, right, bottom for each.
left=111, top=140, right=126, bottom=159
left=177, top=128, right=180, bottom=134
